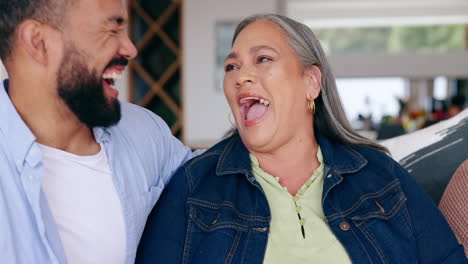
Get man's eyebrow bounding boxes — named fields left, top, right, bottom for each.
left=107, top=15, right=126, bottom=26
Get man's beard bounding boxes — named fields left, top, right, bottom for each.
left=57, top=44, right=121, bottom=128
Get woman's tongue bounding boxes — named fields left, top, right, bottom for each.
left=246, top=102, right=268, bottom=121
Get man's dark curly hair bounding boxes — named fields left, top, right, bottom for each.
left=0, top=0, right=71, bottom=61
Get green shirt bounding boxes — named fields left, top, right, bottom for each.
left=250, top=148, right=352, bottom=264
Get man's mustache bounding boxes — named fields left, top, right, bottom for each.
left=105, top=57, right=128, bottom=69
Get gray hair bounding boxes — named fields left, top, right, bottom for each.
left=226, top=13, right=388, bottom=153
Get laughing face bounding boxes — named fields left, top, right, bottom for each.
left=57, top=43, right=128, bottom=128
left=223, top=20, right=320, bottom=153
left=55, top=0, right=137, bottom=128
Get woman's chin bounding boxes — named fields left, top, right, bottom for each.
left=239, top=129, right=276, bottom=153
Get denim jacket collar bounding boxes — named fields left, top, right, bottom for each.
left=316, top=135, right=368, bottom=175
left=215, top=134, right=368, bottom=177
left=216, top=136, right=252, bottom=176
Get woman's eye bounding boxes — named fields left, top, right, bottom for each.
left=225, top=64, right=238, bottom=72
left=257, top=56, right=272, bottom=63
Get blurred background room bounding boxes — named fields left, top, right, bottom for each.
left=1, top=0, right=467, bottom=148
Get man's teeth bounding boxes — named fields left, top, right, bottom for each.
left=102, top=72, right=122, bottom=80
left=240, top=97, right=270, bottom=106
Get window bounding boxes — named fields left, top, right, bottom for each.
left=314, top=25, right=466, bottom=55
left=336, top=78, right=407, bottom=123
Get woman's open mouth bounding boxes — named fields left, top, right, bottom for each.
left=239, top=95, right=270, bottom=127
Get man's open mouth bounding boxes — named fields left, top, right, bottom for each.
left=101, top=57, right=128, bottom=92
left=102, top=71, right=122, bottom=88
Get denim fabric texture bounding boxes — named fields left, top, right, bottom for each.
left=137, top=134, right=467, bottom=264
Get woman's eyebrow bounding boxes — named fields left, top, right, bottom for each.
left=225, top=52, right=238, bottom=62
left=224, top=45, right=278, bottom=63
left=249, top=45, right=278, bottom=54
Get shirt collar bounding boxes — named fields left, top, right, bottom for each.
left=93, top=126, right=111, bottom=144
left=0, top=79, right=37, bottom=169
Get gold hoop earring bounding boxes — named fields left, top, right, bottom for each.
left=228, top=112, right=236, bottom=126
left=308, top=99, right=316, bottom=114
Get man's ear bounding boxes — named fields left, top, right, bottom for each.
left=18, top=20, right=48, bottom=65
left=304, top=65, right=322, bottom=101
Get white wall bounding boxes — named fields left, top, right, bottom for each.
left=328, top=53, right=468, bottom=79
left=116, top=69, right=129, bottom=102
left=183, top=0, right=280, bottom=148
left=0, top=60, right=7, bottom=81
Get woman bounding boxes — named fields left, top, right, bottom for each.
left=136, top=14, right=466, bottom=263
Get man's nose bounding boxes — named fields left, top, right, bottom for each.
left=119, top=35, right=138, bottom=60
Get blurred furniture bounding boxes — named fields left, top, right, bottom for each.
left=439, top=160, right=468, bottom=257
left=381, top=109, right=468, bottom=204
left=376, top=123, right=405, bottom=140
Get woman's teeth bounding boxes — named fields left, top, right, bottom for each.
left=240, top=97, right=270, bottom=106
left=259, top=99, right=270, bottom=106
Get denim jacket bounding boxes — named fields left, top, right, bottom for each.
left=137, top=134, right=467, bottom=264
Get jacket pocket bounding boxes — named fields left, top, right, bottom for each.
left=185, top=200, right=249, bottom=264
left=348, top=179, right=407, bottom=226
left=346, top=180, right=416, bottom=264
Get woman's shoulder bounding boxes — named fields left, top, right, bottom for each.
left=170, top=134, right=250, bottom=196
left=353, top=144, right=394, bottom=164
left=183, top=136, right=237, bottom=169
left=344, top=143, right=403, bottom=179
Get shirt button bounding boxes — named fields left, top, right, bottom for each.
left=339, top=222, right=350, bottom=231
left=296, top=206, right=302, bottom=213
left=326, top=174, right=332, bottom=178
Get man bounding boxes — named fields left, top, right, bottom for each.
left=0, top=0, right=195, bottom=263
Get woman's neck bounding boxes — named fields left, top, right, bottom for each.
left=250, top=134, right=321, bottom=196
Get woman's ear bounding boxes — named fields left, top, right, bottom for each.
left=304, top=65, right=322, bottom=101
left=18, top=20, right=48, bottom=65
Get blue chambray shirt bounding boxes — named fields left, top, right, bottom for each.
left=0, top=79, right=195, bottom=264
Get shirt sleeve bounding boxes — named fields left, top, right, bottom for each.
left=141, top=107, right=200, bottom=187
